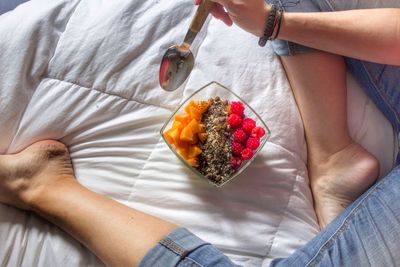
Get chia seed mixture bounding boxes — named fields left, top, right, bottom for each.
left=198, top=97, right=235, bottom=184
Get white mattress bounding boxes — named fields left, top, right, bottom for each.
left=0, top=0, right=396, bottom=266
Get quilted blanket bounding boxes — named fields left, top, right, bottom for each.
left=0, top=0, right=396, bottom=266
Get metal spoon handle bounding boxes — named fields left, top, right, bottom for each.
left=183, top=0, right=214, bottom=46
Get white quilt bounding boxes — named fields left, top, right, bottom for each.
left=0, top=1, right=396, bottom=267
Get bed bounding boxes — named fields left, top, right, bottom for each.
left=0, top=1, right=397, bottom=266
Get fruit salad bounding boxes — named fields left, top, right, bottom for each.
left=164, top=97, right=267, bottom=185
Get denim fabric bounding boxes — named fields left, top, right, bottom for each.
left=138, top=227, right=242, bottom=267
left=270, top=164, right=400, bottom=267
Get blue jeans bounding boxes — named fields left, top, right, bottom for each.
left=140, top=165, right=400, bottom=267
left=139, top=227, right=241, bottom=267
left=139, top=0, right=400, bottom=266
left=270, top=164, right=400, bottom=266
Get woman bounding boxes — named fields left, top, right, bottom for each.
left=1, top=0, right=399, bottom=266
left=207, top=0, right=400, bottom=229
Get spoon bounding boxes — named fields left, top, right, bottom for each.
left=159, top=0, right=214, bottom=91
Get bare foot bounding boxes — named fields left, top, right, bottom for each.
left=0, top=140, right=75, bottom=210
left=309, top=142, right=379, bottom=228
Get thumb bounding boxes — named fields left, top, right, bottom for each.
left=209, top=0, right=230, bottom=7
left=211, top=3, right=233, bottom=26
left=194, top=0, right=229, bottom=7
left=193, top=0, right=233, bottom=26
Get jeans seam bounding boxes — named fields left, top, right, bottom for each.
left=184, top=257, right=205, bottom=267
left=360, top=63, right=400, bottom=129
left=325, top=0, right=335, bottom=10
left=159, top=237, right=188, bottom=258
left=304, top=175, right=394, bottom=266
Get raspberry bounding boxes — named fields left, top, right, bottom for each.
left=246, top=137, right=260, bottom=150
left=227, top=114, right=243, bottom=128
left=231, top=142, right=245, bottom=156
left=241, top=148, right=253, bottom=160
left=242, top=118, right=256, bottom=133
left=250, top=127, right=266, bottom=138
left=233, top=128, right=247, bottom=143
left=230, top=157, right=243, bottom=169
left=230, top=101, right=245, bottom=116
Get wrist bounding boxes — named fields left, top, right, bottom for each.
left=258, top=4, right=283, bottom=46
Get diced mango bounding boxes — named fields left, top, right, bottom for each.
left=189, top=105, right=202, bottom=121
left=198, top=132, right=207, bottom=143
left=186, top=158, right=199, bottom=167
left=176, top=146, right=189, bottom=159
left=188, top=101, right=210, bottom=121
left=180, top=127, right=194, bottom=143
left=198, top=124, right=206, bottom=133
left=164, top=100, right=210, bottom=165
left=180, top=119, right=199, bottom=142
left=163, top=132, right=174, bottom=144
left=189, top=119, right=200, bottom=133
left=183, top=100, right=210, bottom=121
left=188, top=146, right=202, bottom=158
left=164, top=127, right=180, bottom=145
left=184, top=100, right=195, bottom=113
left=172, top=120, right=183, bottom=130
left=175, top=114, right=191, bottom=125
left=188, top=133, right=198, bottom=145
left=198, top=101, right=210, bottom=113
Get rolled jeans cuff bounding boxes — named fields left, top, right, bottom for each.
left=138, top=227, right=209, bottom=267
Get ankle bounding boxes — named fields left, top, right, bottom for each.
left=308, top=141, right=379, bottom=185
left=27, top=176, right=78, bottom=212
left=307, top=141, right=379, bottom=227
left=307, top=139, right=354, bottom=166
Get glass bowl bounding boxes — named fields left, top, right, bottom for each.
left=160, top=81, right=271, bottom=187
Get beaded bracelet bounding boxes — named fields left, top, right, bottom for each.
left=258, top=4, right=284, bottom=47
left=272, top=7, right=284, bottom=40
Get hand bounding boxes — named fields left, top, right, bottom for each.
left=194, top=0, right=270, bottom=37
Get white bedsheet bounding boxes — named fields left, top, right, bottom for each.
left=0, top=0, right=396, bottom=266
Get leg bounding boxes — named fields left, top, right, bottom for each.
left=0, top=140, right=176, bottom=267
left=311, top=0, right=400, bottom=138
left=271, top=164, right=400, bottom=266
left=280, top=51, right=379, bottom=228
left=0, top=140, right=240, bottom=267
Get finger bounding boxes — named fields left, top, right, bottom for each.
left=210, top=0, right=230, bottom=7
left=194, top=0, right=233, bottom=26
left=196, top=0, right=230, bottom=8
left=211, top=3, right=233, bottom=26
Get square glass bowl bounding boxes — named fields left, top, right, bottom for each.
left=160, top=81, right=271, bottom=187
